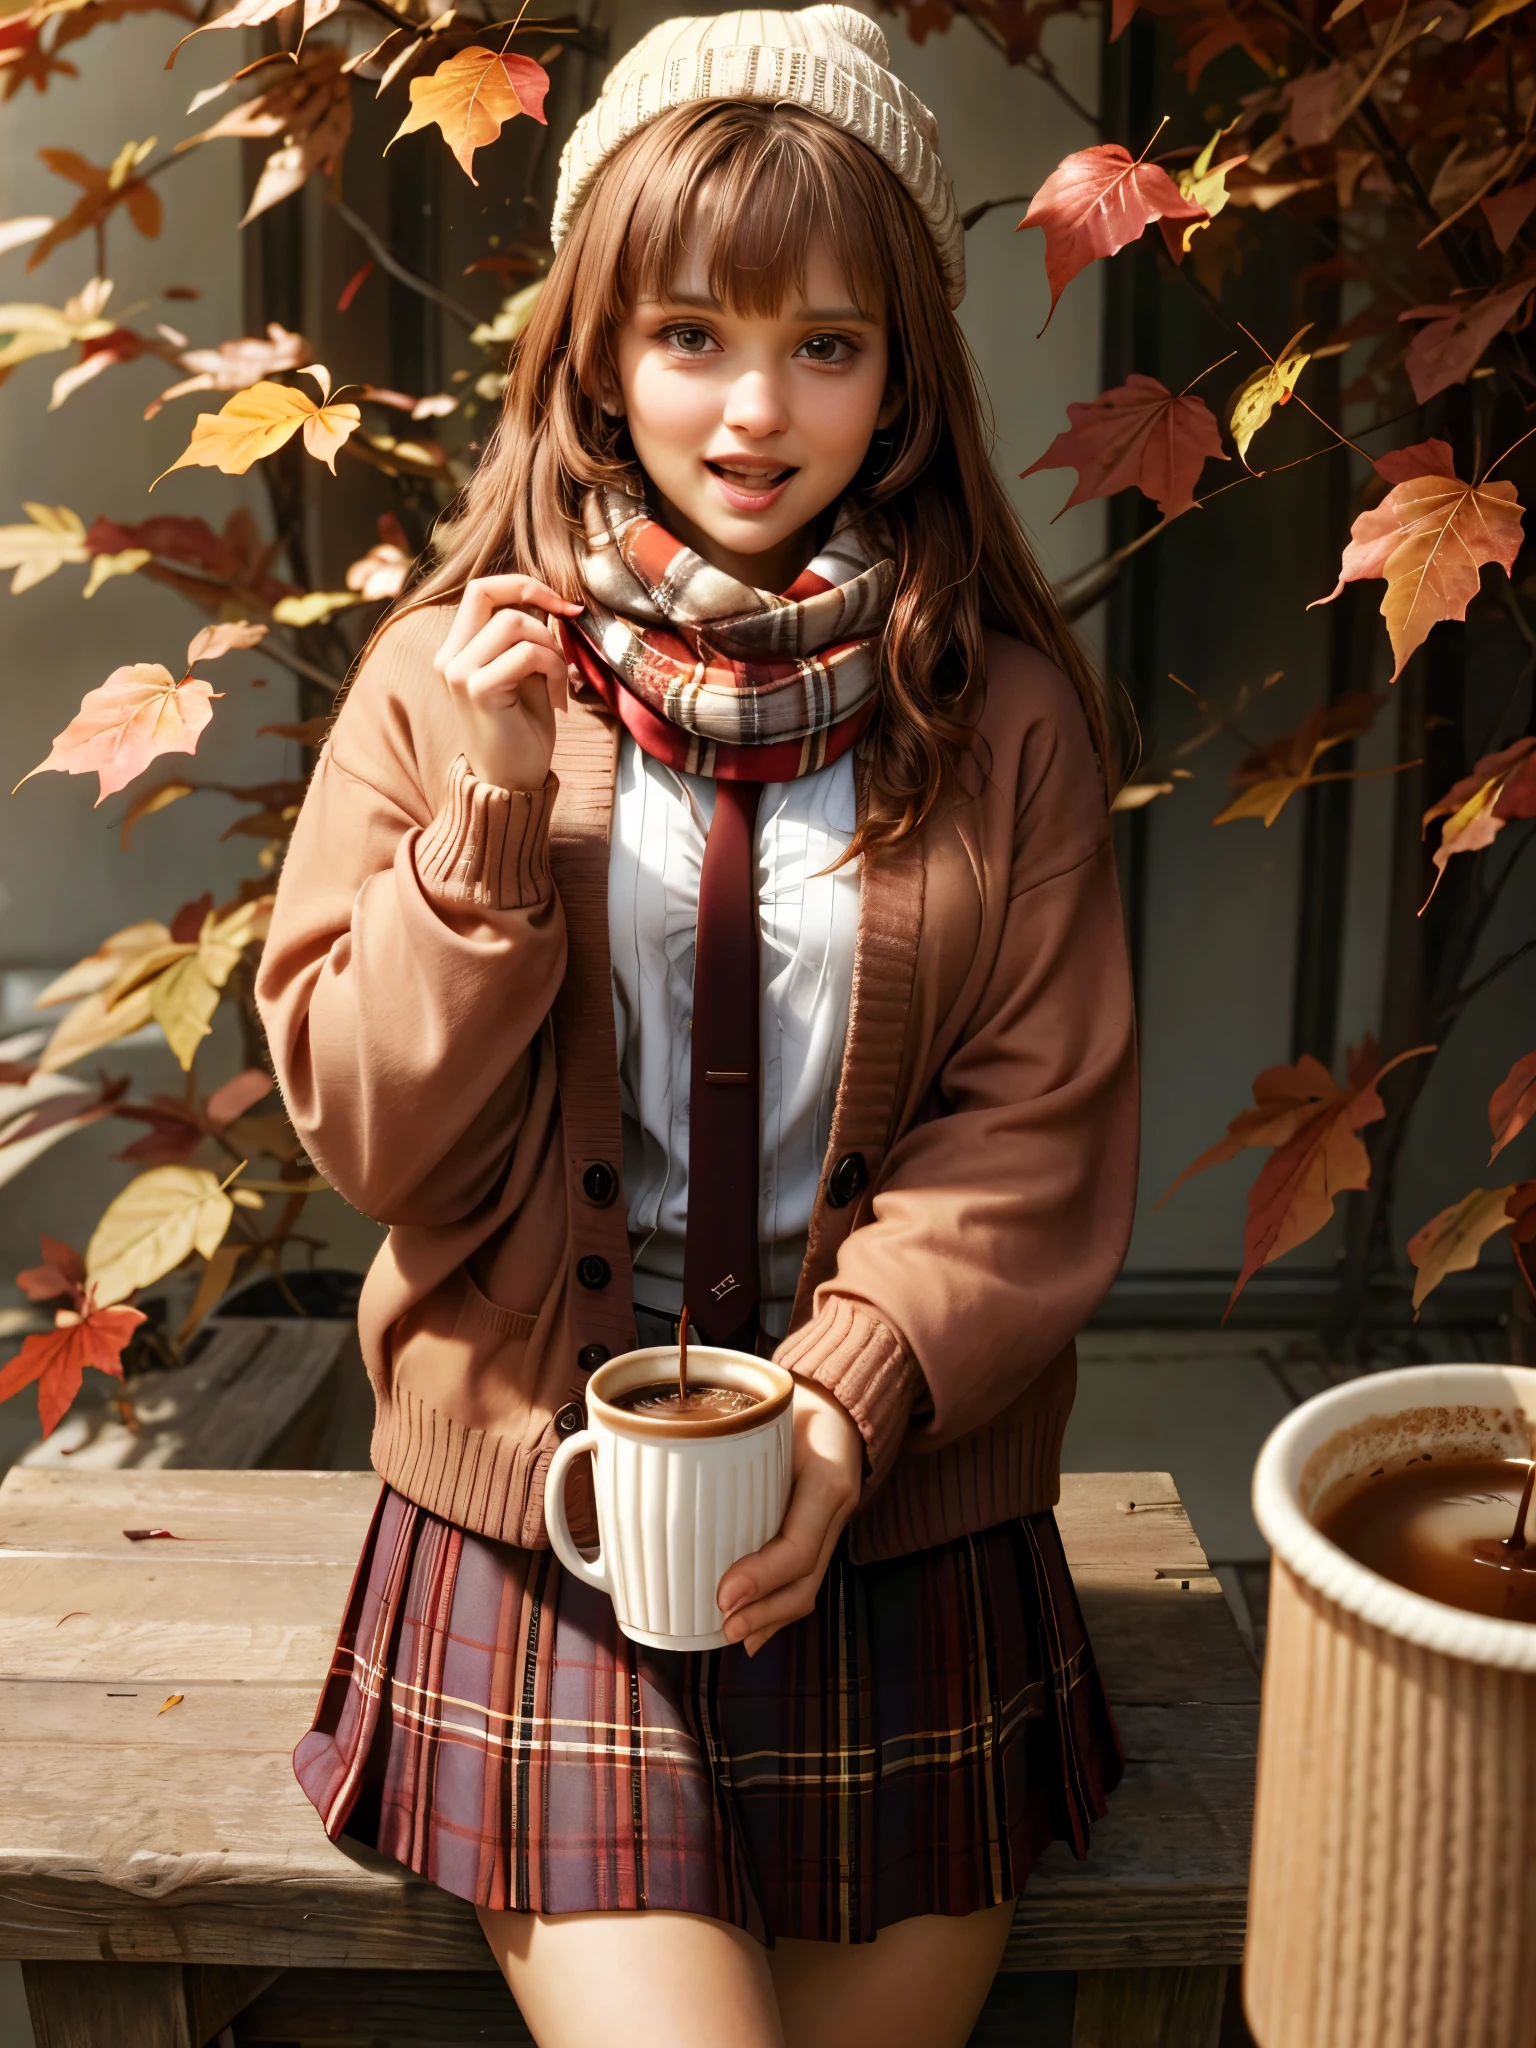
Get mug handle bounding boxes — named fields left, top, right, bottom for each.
left=544, top=1431, right=612, bottom=1596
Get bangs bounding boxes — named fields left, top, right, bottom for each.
left=617, top=106, right=891, bottom=320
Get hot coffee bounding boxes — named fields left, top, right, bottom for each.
left=614, top=1381, right=762, bottom=1421
left=1315, top=1455, right=1536, bottom=1623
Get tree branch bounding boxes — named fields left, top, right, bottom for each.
left=332, top=197, right=479, bottom=330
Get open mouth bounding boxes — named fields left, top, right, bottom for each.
left=705, top=460, right=798, bottom=500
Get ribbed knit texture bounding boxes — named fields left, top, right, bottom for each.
left=775, top=1298, right=920, bottom=1484
left=416, top=756, right=556, bottom=909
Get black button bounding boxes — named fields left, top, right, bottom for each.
left=578, top=1343, right=610, bottom=1373
left=554, top=1401, right=585, bottom=1436
left=576, top=1254, right=611, bottom=1291
left=827, top=1151, right=869, bottom=1209
left=582, top=1161, right=618, bottom=1207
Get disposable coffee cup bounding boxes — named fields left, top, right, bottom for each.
left=543, top=1344, right=794, bottom=1651
left=1245, top=1364, right=1536, bottom=2048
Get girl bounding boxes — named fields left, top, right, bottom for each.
left=258, top=10, right=1139, bottom=2044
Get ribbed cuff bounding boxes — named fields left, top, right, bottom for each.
left=416, top=756, right=556, bottom=910
left=774, top=1299, right=922, bottom=1486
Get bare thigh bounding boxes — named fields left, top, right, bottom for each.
left=768, top=1901, right=1017, bottom=2048
left=477, top=1904, right=786, bottom=2048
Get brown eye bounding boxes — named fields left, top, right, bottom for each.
left=798, top=334, right=854, bottom=364
left=667, top=326, right=715, bottom=354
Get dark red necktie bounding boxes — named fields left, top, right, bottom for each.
left=683, top=779, right=763, bottom=1347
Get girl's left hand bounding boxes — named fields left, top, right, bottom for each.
left=717, top=1381, right=864, bottom=1654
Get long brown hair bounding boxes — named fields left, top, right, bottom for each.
left=402, top=99, right=1120, bottom=849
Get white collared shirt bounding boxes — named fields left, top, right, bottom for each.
left=608, top=734, right=861, bottom=1340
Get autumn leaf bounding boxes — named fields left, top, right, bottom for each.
left=148, top=896, right=272, bottom=1068
left=0, top=1300, right=144, bottom=1435
left=16, top=1235, right=86, bottom=1304
left=17, top=664, right=221, bottom=805
left=144, top=321, right=312, bottom=418
left=1420, top=736, right=1536, bottom=902
left=50, top=324, right=178, bottom=411
left=86, top=1163, right=236, bottom=1307
left=0, top=216, right=54, bottom=257
left=206, top=1067, right=272, bottom=1126
left=0, top=502, right=88, bottom=592
left=1481, top=176, right=1536, bottom=253
left=345, top=511, right=412, bottom=600
left=0, top=275, right=115, bottom=378
left=1227, top=327, right=1311, bottom=467
left=1161, top=129, right=1247, bottom=259
left=1407, top=1186, right=1518, bottom=1316
left=1021, top=373, right=1225, bottom=518
left=1020, top=141, right=1207, bottom=331
left=1310, top=456, right=1524, bottom=683
left=388, top=45, right=550, bottom=183
left=1163, top=1037, right=1434, bottom=1316
left=182, top=44, right=352, bottom=226
left=1213, top=692, right=1386, bottom=827
left=1400, top=282, right=1534, bottom=405
left=271, top=590, right=359, bottom=625
left=28, top=140, right=160, bottom=271
left=1488, top=1049, right=1536, bottom=1164
left=168, top=0, right=337, bottom=64
left=154, top=369, right=359, bottom=483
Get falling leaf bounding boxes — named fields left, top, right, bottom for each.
left=1420, top=736, right=1536, bottom=900
left=17, top=663, right=222, bottom=804
left=1227, top=328, right=1311, bottom=467
left=1481, top=176, right=1536, bottom=253
left=85, top=1163, right=236, bottom=1307
left=1213, top=693, right=1386, bottom=826
left=1407, top=1186, right=1518, bottom=1315
left=1489, top=1049, right=1536, bottom=1164
left=0, top=502, right=88, bottom=592
left=1311, top=459, right=1524, bottom=683
left=0, top=1299, right=145, bottom=1435
left=1400, top=282, right=1534, bottom=405
left=183, top=44, right=352, bottom=227
left=1021, top=373, right=1226, bottom=518
left=1163, top=1038, right=1434, bottom=1316
left=27, top=141, right=160, bottom=271
left=158, top=1693, right=184, bottom=1713
left=1019, top=142, right=1207, bottom=331
left=388, top=45, right=549, bottom=183
left=154, top=375, right=360, bottom=483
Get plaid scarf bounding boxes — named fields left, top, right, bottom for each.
left=563, top=487, right=894, bottom=783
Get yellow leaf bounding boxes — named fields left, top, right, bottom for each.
left=1407, top=1186, right=1517, bottom=1315
left=388, top=45, right=548, bottom=184
left=0, top=503, right=87, bottom=593
left=271, top=589, right=360, bottom=626
left=174, top=1242, right=241, bottom=1346
left=1174, top=131, right=1247, bottom=256
left=145, top=900, right=270, bottom=1070
left=1228, top=328, right=1312, bottom=466
left=0, top=283, right=114, bottom=371
left=86, top=1164, right=235, bottom=1307
left=153, top=378, right=360, bottom=484
left=82, top=547, right=151, bottom=598
left=36, top=982, right=156, bottom=1073
left=1109, top=780, right=1175, bottom=811
left=1468, top=0, right=1528, bottom=30
left=35, top=921, right=172, bottom=1007
left=158, top=1693, right=184, bottom=1714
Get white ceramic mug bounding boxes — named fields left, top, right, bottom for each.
left=544, top=1344, right=794, bottom=1651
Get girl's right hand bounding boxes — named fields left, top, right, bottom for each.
left=434, top=574, right=584, bottom=792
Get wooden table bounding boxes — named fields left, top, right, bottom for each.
left=0, top=1468, right=1258, bottom=2048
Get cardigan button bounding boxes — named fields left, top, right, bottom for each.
left=554, top=1401, right=585, bottom=1436
left=581, top=1161, right=618, bottom=1207
left=576, top=1254, right=611, bottom=1291
left=577, top=1343, right=610, bottom=1373
left=826, top=1151, right=869, bottom=1210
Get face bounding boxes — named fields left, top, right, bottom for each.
left=609, top=234, right=897, bottom=590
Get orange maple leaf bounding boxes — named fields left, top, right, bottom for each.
left=1420, top=736, right=1536, bottom=903
left=1490, top=1049, right=1536, bottom=1164
left=16, top=620, right=265, bottom=803
left=1311, top=443, right=1524, bottom=682
left=0, top=1280, right=144, bottom=1435
left=388, top=46, right=549, bottom=184
left=1163, top=1037, right=1434, bottom=1317
left=153, top=368, right=359, bottom=483
left=27, top=140, right=160, bottom=271
left=1021, top=373, right=1226, bottom=518
left=1019, top=143, right=1207, bottom=331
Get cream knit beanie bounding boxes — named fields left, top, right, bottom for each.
left=550, top=6, right=965, bottom=307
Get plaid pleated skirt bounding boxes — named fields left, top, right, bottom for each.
left=294, top=1483, right=1123, bottom=1943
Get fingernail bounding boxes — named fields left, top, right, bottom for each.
left=723, top=1618, right=745, bottom=1643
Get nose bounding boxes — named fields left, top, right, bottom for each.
left=721, top=367, right=789, bottom=439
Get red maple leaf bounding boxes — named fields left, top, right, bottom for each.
left=1400, top=282, right=1534, bottom=406
left=0, top=1302, right=144, bottom=1435
left=1020, top=144, right=1207, bottom=331
left=16, top=1236, right=86, bottom=1306
left=1021, top=373, right=1226, bottom=517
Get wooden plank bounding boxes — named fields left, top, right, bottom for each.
left=1072, top=1965, right=1227, bottom=2048
left=19, top=1322, right=357, bottom=1474
left=24, top=1961, right=279, bottom=2048
left=0, top=1468, right=381, bottom=1564
left=235, top=1969, right=535, bottom=2046
left=1075, top=1577, right=1259, bottom=1706
left=1054, top=1475, right=1212, bottom=1577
